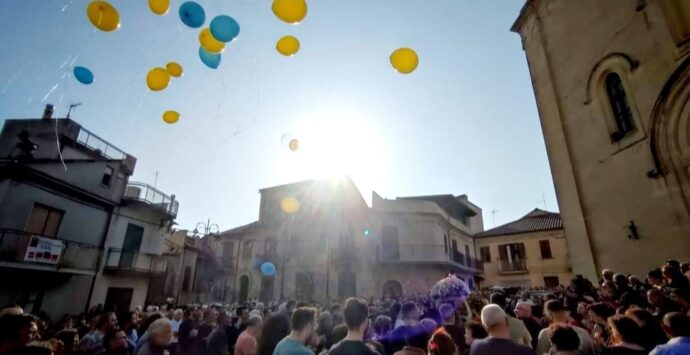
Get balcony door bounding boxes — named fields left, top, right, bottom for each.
left=381, top=226, right=399, bottom=260
left=104, top=287, right=133, bottom=313
left=120, top=224, right=143, bottom=268
left=498, top=243, right=526, bottom=262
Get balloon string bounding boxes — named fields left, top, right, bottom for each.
left=54, top=109, right=68, bottom=171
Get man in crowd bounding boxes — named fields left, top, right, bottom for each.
left=470, top=304, right=535, bottom=355
left=178, top=307, right=201, bottom=355
left=206, top=312, right=232, bottom=355
left=536, top=300, right=594, bottom=355
left=328, top=298, right=377, bottom=355
left=273, top=307, right=317, bottom=355
left=0, top=314, right=39, bottom=354
left=81, top=312, right=118, bottom=354
left=439, top=303, right=464, bottom=353
left=490, top=293, right=532, bottom=346
left=650, top=312, right=690, bottom=355
left=648, top=289, right=680, bottom=320
left=549, top=325, right=581, bottom=355
left=137, top=318, right=173, bottom=355
left=103, top=328, right=129, bottom=355
left=234, top=315, right=262, bottom=355
left=514, top=301, right=542, bottom=349
left=388, top=302, right=421, bottom=353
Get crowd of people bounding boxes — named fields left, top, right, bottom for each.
left=1, top=260, right=690, bottom=355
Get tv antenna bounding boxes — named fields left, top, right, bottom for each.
left=491, top=209, right=498, bottom=227
left=537, top=193, right=547, bottom=210
left=66, top=103, right=82, bottom=119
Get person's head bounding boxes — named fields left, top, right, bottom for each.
left=681, top=263, right=690, bottom=274
left=103, top=329, right=128, bottom=352
left=428, top=328, right=457, bottom=355
left=204, top=308, right=219, bottom=323
left=257, top=314, right=290, bottom=355
left=647, top=269, right=665, bottom=286
left=216, top=311, right=232, bottom=327
left=628, top=275, right=641, bottom=286
left=662, top=312, right=690, bottom=338
left=147, top=318, right=172, bottom=347
left=53, top=329, right=79, bottom=352
left=172, top=309, right=183, bottom=321
left=419, top=318, right=438, bottom=334
left=96, top=312, right=117, bottom=332
left=514, top=301, right=533, bottom=320
left=236, top=306, right=250, bottom=322
left=0, top=304, right=23, bottom=317
left=480, top=304, right=509, bottom=338
left=438, top=303, right=455, bottom=323
left=464, top=321, right=487, bottom=346
left=290, top=307, right=317, bottom=342
left=587, top=303, right=613, bottom=325
left=602, top=281, right=616, bottom=299
left=286, top=300, right=297, bottom=313
left=608, top=315, right=643, bottom=346
left=613, top=273, right=628, bottom=288
left=317, top=311, right=333, bottom=333
left=624, top=308, right=655, bottom=328
left=549, top=324, right=580, bottom=355
left=544, top=300, right=568, bottom=323
left=670, top=289, right=690, bottom=306
left=343, top=298, right=369, bottom=335
left=245, top=315, right=262, bottom=336
left=373, top=315, right=392, bottom=337
left=401, top=302, right=420, bottom=323
left=489, top=293, right=506, bottom=309
left=602, top=269, right=614, bottom=282
left=647, top=288, right=665, bottom=307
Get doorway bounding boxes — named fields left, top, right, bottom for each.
left=104, top=287, right=133, bottom=313
left=120, top=224, right=143, bottom=268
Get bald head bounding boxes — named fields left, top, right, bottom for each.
left=481, top=304, right=509, bottom=336
left=514, top=301, right=533, bottom=320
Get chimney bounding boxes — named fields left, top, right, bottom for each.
left=42, top=104, right=54, bottom=120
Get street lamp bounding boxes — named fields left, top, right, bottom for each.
left=193, top=219, right=219, bottom=237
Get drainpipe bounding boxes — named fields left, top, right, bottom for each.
left=175, top=240, right=187, bottom=306
left=84, top=206, right=114, bottom=312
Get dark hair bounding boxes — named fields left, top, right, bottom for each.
left=236, top=306, right=249, bottom=317
left=545, top=300, right=566, bottom=314
left=428, top=328, right=456, bottom=355
left=406, top=325, right=431, bottom=350
left=648, top=269, right=663, bottom=279
left=291, top=307, right=316, bottom=332
left=139, top=313, right=162, bottom=335
left=53, top=328, right=78, bottom=346
left=489, top=293, right=506, bottom=308
left=549, top=324, right=580, bottom=352
left=666, top=260, right=681, bottom=269
left=626, top=309, right=655, bottom=326
left=286, top=300, right=297, bottom=310
left=373, top=315, right=392, bottom=336
left=103, top=328, right=125, bottom=350
left=401, top=302, right=417, bottom=319
left=95, top=312, right=115, bottom=330
left=608, top=315, right=643, bottom=345
left=332, top=324, right=348, bottom=344
left=465, top=321, right=487, bottom=340
left=0, top=315, right=36, bottom=341
left=343, top=298, right=368, bottom=330
left=588, top=303, right=614, bottom=320
left=665, top=312, right=690, bottom=337
left=257, top=314, right=290, bottom=355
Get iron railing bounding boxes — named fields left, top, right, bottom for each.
left=0, top=229, right=100, bottom=271
left=376, top=244, right=482, bottom=271
left=76, top=127, right=127, bottom=160
left=498, top=259, right=528, bottom=274
left=123, top=182, right=179, bottom=218
left=105, top=248, right=167, bottom=274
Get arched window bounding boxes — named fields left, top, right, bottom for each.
left=605, top=73, right=635, bottom=140
left=238, top=275, right=249, bottom=303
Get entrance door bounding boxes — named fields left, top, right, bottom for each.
left=337, top=270, right=356, bottom=298
left=104, top=287, right=133, bottom=313
left=238, top=275, right=249, bottom=303
left=120, top=224, right=143, bottom=268
left=259, top=276, right=274, bottom=304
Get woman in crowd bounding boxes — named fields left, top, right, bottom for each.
left=428, top=328, right=457, bottom=355
left=588, top=303, right=615, bottom=347
left=601, top=315, right=647, bottom=355
left=624, top=308, right=667, bottom=351
left=256, top=313, right=289, bottom=355
left=462, top=321, right=487, bottom=355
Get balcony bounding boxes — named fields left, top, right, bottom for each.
left=330, top=247, right=357, bottom=265
left=123, top=182, right=179, bottom=218
left=498, top=259, right=528, bottom=274
left=104, top=248, right=166, bottom=275
left=0, top=229, right=100, bottom=273
left=376, top=244, right=482, bottom=272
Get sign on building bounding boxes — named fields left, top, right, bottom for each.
left=24, top=236, right=63, bottom=264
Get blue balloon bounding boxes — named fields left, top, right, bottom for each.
left=260, top=262, right=276, bottom=276
left=198, top=47, right=221, bottom=69
left=73, top=66, right=94, bottom=85
left=210, top=15, right=240, bottom=42
left=179, top=2, right=205, bottom=28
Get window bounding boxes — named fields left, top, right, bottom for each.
left=26, top=204, right=64, bottom=237
left=480, top=246, right=491, bottom=263
left=465, top=245, right=471, bottom=266
left=381, top=225, right=399, bottom=260
left=605, top=73, right=635, bottom=141
left=539, top=240, right=553, bottom=259
left=102, top=166, right=114, bottom=186
left=443, top=234, right=448, bottom=254
left=498, top=243, right=525, bottom=261
left=544, top=276, right=560, bottom=289
left=182, top=266, right=193, bottom=292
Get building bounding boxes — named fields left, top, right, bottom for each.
left=219, top=178, right=484, bottom=304
left=474, top=209, right=571, bottom=288
left=0, top=107, right=177, bottom=319
left=512, top=0, right=690, bottom=280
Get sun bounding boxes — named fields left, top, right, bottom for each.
left=281, top=109, right=386, bottom=194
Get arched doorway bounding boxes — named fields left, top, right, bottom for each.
left=382, top=280, right=403, bottom=299
left=651, top=58, right=690, bottom=219
left=337, top=269, right=356, bottom=299
left=294, top=272, right=313, bottom=302
left=259, top=276, right=274, bottom=304
left=238, top=275, right=249, bottom=304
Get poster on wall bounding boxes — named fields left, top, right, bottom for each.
left=24, top=236, right=63, bottom=265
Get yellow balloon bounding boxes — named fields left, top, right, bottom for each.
left=86, top=1, right=120, bottom=32
left=146, top=68, right=171, bottom=91
left=148, top=0, right=170, bottom=15
left=199, top=28, right=226, bottom=54
left=166, top=62, right=183, bottom=78
left=162, top=110, right=180, bottom=124
left=272, top=0, right=307, bottom=24
left=390, top=48, right=419, bottom=74
left=288, top=138, right=299, bottom=152
left=280, top=196, right=300, bottom=214
left=276, top=35, right=300, bottom=56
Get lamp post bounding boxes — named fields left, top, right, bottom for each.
left=193, top=219, right=219, bottom=236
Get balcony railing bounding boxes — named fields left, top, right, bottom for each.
left=498, top=259, right=528, bottom=274
left=0, top=229, right=100, bottom=271
left=376, top=244, right=482, bottom=271
left=76, top=127, right=127, bottom=160
left=124, top=182, right=179, bottom=218
left=104, top=248, right=167, bottom=275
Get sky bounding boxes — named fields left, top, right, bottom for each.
left=0, top=0, right=557, bottom=232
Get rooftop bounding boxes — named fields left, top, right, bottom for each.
left=397, top=194, right=478, bottom=217
left=474, top=208, right=562, bottom=238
